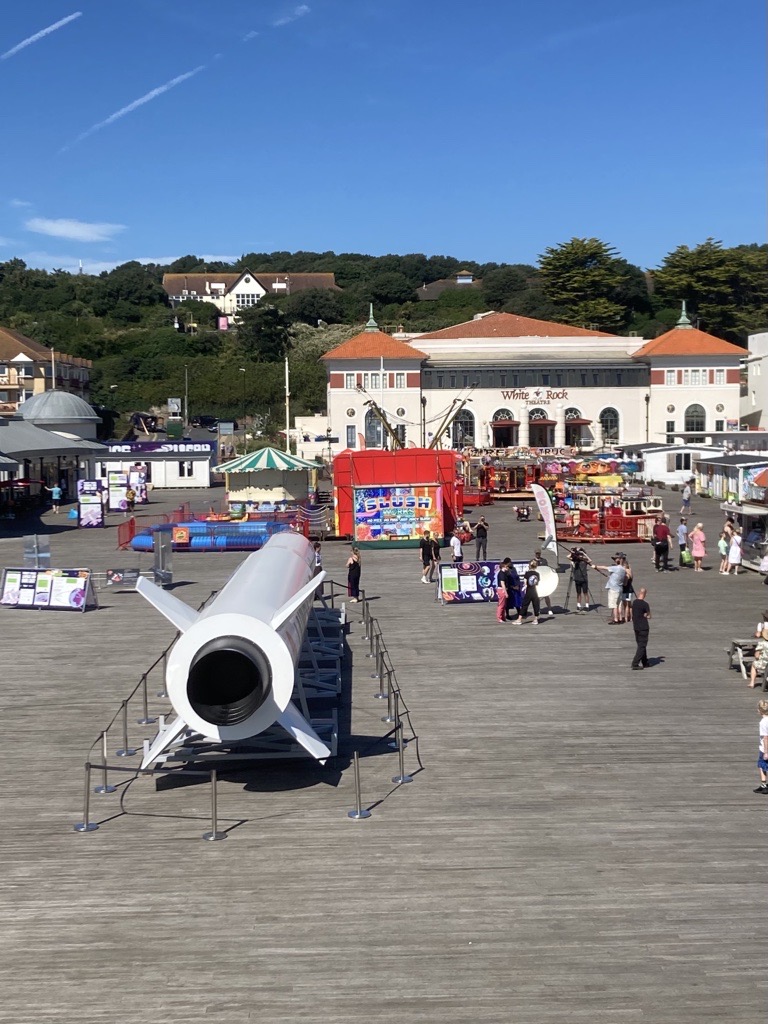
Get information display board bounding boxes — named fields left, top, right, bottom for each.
left=353, top=485, right=443, bottom=543
left=0, top=567, right=96, bottom=611
left=438, top=559, right=529, bottom=604
left=77, top=480, right=104, bottom=528
left=105, top=568, right=141, bottom=587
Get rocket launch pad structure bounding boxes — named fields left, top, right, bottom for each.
left=135, top=532, right=337, bottom=769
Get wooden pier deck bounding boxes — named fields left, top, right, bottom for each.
left=0, top=492, right=765, bottom=1023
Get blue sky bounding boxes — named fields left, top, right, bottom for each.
left=0, top=0, right=764, bottom=274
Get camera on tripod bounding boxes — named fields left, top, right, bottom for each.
left=569, top=547, right=591, bottom=568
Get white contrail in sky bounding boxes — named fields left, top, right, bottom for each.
left=62, top=64, right=206, bottom=150
left=1, top=12, right=82, bottom=60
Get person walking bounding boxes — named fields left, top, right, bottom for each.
left=676, top=518, right=689, bottom=567
left=652, top=516, right=671, bottom=572
left=45, top=482, right=63, bottom=514
left=533, top=548, right=555, bottom=618
left=427, top=532, right=441, bottom=583
left=717, top=531, right=730, bottom=574
left=516, top=560, right=541, bottom=625
left=450, top=529, right=463, bottom=564
left=346, top=546, right=362, bottom=602
left=689, top=522, right=706, bottom=572
left=754, top=700, right=768, bottom=793
left=474, top=516, right=489, bottom=560
left=680, top=481, right=692, bottom=515
left=630, top=586, right=651, bottom=670
left=596, top=553, right=627, bottom=624
left=495, top=557, right=514, bottom=623
left=419, top=530, right=434, bottom=584
left=727, top=528, right=743, bottom=575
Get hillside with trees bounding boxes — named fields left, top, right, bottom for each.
left=0, top=239, right=765, bottom=437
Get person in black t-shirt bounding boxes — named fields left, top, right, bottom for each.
left=517, top=560, right=541, bottom=625
left=631, top=587, right=651, bottom=669
left=495, top=557, right=513, bottom=623
left=419, top=530, right=434, bottom=584
left=474, top=516, right=489, bottom=560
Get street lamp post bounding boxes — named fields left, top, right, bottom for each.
left=184, top=364, right=189, bottom=427
left=239, top=368, right=247, bottom=454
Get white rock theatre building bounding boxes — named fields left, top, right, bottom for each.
left=321, top=307, right=744, bottom=452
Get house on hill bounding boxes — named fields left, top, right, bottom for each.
left=0, top=326, right=92, bottom=415
left=162, top=268, right=341, bottom=321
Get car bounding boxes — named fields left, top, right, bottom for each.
left=192, top=415, right=218, bottom=428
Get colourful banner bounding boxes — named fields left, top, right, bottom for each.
left=531, top=482, right=558, bottom=560
left=353, top=485, right=443, bottom=543
left=1, top=567, right=93, bottom=611
left=438, top=560, right=529, bottom=603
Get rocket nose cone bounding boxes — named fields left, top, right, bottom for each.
left=187, top=636, right=272, bottom=727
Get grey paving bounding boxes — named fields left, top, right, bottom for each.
left=0, top=490, right=765, bottom=1023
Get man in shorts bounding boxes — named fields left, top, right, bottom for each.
left=596, top=553, right=627, bottom=625
left=419, top=531, right=434, bottom=584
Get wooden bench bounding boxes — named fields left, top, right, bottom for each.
left=726, top=638, right=768, bottom=689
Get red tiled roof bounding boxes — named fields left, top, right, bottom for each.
left=632, top=327, right=744, bottom=359
left=322, top=330, right=427, bottom=361
left=414, top=311, right=616, bottom=339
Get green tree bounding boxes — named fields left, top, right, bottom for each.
left=482, top=265, right=535, bottom=308
left=282, top=288, right=345, bottom=326
left=235, top=304, right=292, bottom=360
left=538, top=237, right=646, bottom=330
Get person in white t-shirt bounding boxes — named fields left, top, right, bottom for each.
left=450, top=531, right=463, bottom=563
left=754, top=700, right=768, bottom=793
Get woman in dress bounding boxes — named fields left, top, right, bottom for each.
left=728, top=528, right=743, bottom=576
left=689, top=522, right=706, bottom=572
left=346, top=546, right=362, bottom=602
left=620, top=554, right=634, bottom=622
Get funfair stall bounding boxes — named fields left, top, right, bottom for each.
left=333, top=448, right=463, bottom=546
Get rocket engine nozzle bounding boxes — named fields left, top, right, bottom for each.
left=187, top=636, right=272, bottom=728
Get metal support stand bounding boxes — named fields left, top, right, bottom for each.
left=369, top=634, right=381, bottom=679
left=381, top=672, right=395, bottom=724
left=156, top=651, right=168, bottom=698
left=202, top=769, right=227, bottom=841
left=115, top=701, right=137, bottom=757
left=391, top=723, right=413, bottom=786
left=347, top=751, right=371, bottom=819
left=137, top=675, right=158, bottom=726
left=388, top=690, right=405, bottom=748
left=94, top=731, right=117, bottom=795
left=373, top=662, right=388, bottom=700
left=74, top=763, right=100, bottom=832
left=366, top=621, right=378, bottom=658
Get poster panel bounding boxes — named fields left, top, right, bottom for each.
left=108, top=471, right=129, bottom=513
left=438, top=559, right=529, bottom=604
left=77, top=480, right=104, bottom=528
left=1, top=568, right=92, bottom=610
left=353, top=485, right=443, bottom=543
left=127, top=467, right=148, bottom=504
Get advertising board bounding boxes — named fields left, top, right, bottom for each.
left=353, top=485, right=443, bottom=543
left=0, top=567, right=95, bottom=611
left=77, top=480, right=104, bottom=528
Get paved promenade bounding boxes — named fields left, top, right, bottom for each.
left=0, top=490, right=765, bottom=1023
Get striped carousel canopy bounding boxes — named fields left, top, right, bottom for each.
left=215, top=446, right=317, bottom=473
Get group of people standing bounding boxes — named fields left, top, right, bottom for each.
left=654, top=514, right=743, bottom=575
left=495, top=555, right=548, bottom=625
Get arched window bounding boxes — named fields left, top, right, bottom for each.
left=529, top=407, right=548, bottom=421
left=599, top=407, right=620, bottom=442
left=684, top=404, right=706, bottom=434
left=452, top=409, right=475, bottom=447
left=364, top=407, right=383, bottom=448
left=565, top=407, right=582, bottom=421
left=492, top=408, right=515, bottom=422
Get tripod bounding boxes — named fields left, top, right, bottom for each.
left=563, top=572, right=598, bottom=613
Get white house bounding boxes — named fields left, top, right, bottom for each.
left=162, top=269, right=341, bottom=320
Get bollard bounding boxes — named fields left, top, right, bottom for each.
left=388, top=691, right=403, bottom=748
left=202, top=769, right=227, bottom=841
left=137, top=675, right=158, bottom=726
left=358, top=590, right=366, bottom=625
left=156, top=651, right=168, bottom=699
left=361, top=597, right=370, bottom=641
left=365, top=620, right=378, bottom=658
left=381, top=671, right=395, bottom=724
left=115, top=701, right=137, bottom=757
left=373, top=663, right=389, bottom=701
left=369, top=634, right=381, bottom=678
left=74, top=763, right=100, bottom=832
left=347, top=751, right=371, bottom=819
left=391, top=723, right=413, bottom=785
left=94, top=731, right=117, bottom=795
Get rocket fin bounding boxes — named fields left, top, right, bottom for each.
left=269, top=572, right=326, bottom=631
left=277, top=701, right=331, bottom=763
left=140, top=715, right=189, bottom=770
left=135, top=576, right=199, bottom=633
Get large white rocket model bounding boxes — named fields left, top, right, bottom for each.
left=135, top=532, right=331, bottom=769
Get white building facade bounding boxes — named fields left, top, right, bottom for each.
left=320, top=309, right=744, bottom=456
